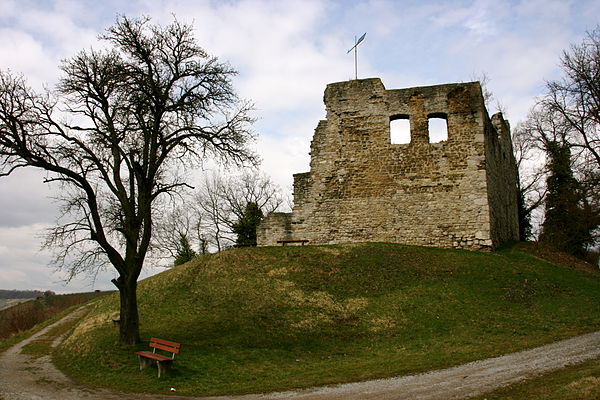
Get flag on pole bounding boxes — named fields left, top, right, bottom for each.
left=347, top=32, right=367, bottom=53
left=347, top=32, right=367, bottom=80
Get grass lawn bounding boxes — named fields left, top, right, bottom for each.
left=471, top=357, right=600, bottom=400
left=54, top=242, right=600, bottom=397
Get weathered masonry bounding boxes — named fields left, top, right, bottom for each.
left=258, top=78, right=519, bottom=250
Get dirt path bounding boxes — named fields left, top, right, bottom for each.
left=1, top=309, right=599, bottom=400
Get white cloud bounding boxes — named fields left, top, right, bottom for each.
left=0, top=29, right=58, bottom=88
left=0, top=2, right=101, bottom=91
left=514, top=0, right=575, bottom=24
left=0, top=223, right=57, bottom=290
left=0, top=0, right=598, bottom=291
left=171, top=0, right=347, bottom=113
left=429, top=0, right=507, bottom=37
left=255, top=131, right=312, bottom=188
left=0, top=222, right=162, bottom=292
left=0, top=1, right=18, bottom=19
left=0, top=169, right=57, bottom=228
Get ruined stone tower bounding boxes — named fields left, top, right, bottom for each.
left=258, top=78, right=519, bottom=250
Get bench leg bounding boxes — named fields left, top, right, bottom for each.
left=157, top=360, right=173, bottom=378
left=138, top=355, right=153, bottom=371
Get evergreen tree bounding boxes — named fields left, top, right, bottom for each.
left=517, top=190, right=533, bottom=241
left=540, top=142, right=593, bottom=257
left=232, top=202, right=264, bottom=247
left=174, top=235, right=197, bottom=266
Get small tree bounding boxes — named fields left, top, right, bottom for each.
left=539, top=142, right=590, bottom=256
left=517, top=190, right=533, bottom=241
left=512, top=121, right=548, bottom=240
left=232, top=202, right=263, bottom=247
left=193, top=170, right=283, bottom=251
left=0, top=16, right=255, bottom=344
left=174, top=235, right=197, bottom=266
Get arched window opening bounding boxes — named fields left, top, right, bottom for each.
left=390, top=114, right=410, bottom=144
left=428, top=113, right=448, bottom=143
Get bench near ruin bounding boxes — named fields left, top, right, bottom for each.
left=276, top=239, right=309, bottom=246
left=134, top=337, right=181, bottom=378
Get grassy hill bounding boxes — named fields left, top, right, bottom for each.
left=56, top=242, right=600, bottom=397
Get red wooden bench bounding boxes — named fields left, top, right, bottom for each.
left=134, top=337, right=181, bottom=378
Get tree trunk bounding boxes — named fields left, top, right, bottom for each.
left=113, top=276, right=140, bottom=345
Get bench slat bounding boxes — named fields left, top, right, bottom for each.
left=150, top=337, right=180, bottom=348
left=135, top=351, right=172, bottom=362
left=150, top=342, right=180, bottom=354
left=149, top=337, right=180, bottom=354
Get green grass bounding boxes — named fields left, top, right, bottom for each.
left=472, top=357, right=600, bottom=399
left=20, top=310, right=86, bottom=358
left=0, top=304, right=86, bottom=354
left=54, top=242, right=600, bottom=397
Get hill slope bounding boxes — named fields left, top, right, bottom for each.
left=57, top=243, right=600, bottom=396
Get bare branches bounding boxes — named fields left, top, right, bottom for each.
left=194, top=170, right=284, bottom=250
left=516, top=26, right=600, bottom=249
left=153, top=170, right=284, bottom=258
left=0, top=15, right=256, bottom=344
left=542, top=26, right=600, bottom=169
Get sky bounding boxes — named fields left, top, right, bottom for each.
left=0, top=0, right=598, bottom=293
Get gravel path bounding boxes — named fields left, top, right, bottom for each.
left=1, top=308, right=599, bottom=400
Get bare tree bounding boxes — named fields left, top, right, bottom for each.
left=516, top=27, right=600, bottom=248
left=196, top=172, right=232, bottom=251
left=518, top=101, right=600, bottom=252
left=153, top=205, right=200, bottom=261
left=512, top=119, right=547, bottom=240
left=0, top=16, right=256, bottom=344
left=469, top=71, right=507, bottom=115
left=513, top=105, right=577, bottom=239
left=188, top=170, right=284, bottom=251
left=543, top=26, right=600, bottom=171
left=219, top=170, right=285, bottom=221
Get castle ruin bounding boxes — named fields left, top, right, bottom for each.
left=257, top=78, right=519, bottom=250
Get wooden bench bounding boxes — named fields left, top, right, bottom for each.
left=134, top=337, right=181, bottom=378
left=277, top=239, right=309, bottom=246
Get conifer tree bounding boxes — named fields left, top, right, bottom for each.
left=174, top=235, right=197, bottom=266
left=232, top=202, right=263, bottom=247
left=540, top=142, right=593, bottom=257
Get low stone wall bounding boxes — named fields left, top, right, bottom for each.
left=256, top=212, right=293, bottom=246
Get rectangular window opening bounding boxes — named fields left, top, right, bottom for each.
left=428, top=114, right=448, bottom=143
left=390, top=115, right=410, bottom=144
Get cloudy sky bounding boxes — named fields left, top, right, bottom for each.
left=0, top=0, right=598, bottom=293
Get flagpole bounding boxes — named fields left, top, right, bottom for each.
left=354, top=35, right=358, bottom=80
left=347, top=33, right=366, bottom=81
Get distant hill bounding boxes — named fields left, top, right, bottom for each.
left=0, top=298, right=32, bottom=311
left=0, top=289, right=53, bottom=299
left=0, top=290, right=51, bottom=311
left=0, top=291, right=109, bottom=339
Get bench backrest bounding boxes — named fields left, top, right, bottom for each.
left=149, top=337, right=181, bottom=359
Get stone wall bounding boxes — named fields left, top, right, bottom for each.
left=257, top=78, right=519, bottom=250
